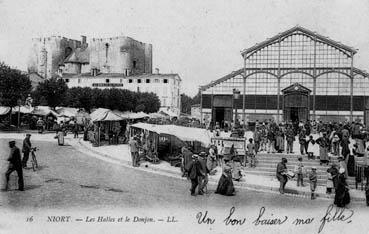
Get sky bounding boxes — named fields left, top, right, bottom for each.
left=0, top=0, right=368, bottom=96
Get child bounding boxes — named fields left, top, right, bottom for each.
left=295, top=157, right=304, bottom=187
left=309, top=166, right=318, bottom=200
left=326, top=169, right=334, bottom=195
left=307, top=135, right=316, bottom=160
left=247, top=138, right=256, bottom=168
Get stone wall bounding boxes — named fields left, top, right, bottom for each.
left=28, top=36, right=82, bottom=78
left=89, top=37, right=152, bottom=75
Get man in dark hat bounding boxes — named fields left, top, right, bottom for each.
left=198, top=152, right=208, bottom=195
left=129, top=135, right=139, bottom=167
left=22, top=133, right=32, bottom=168
left=4, top=140, right=24, bottom=191
left=276, top=157, right=288, bottom=194
left=188, top=154, right=203, bottom=196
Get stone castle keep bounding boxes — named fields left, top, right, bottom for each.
left=27, top=35, right=181, bottom=115
left=28, top=35, right=153, bottom=78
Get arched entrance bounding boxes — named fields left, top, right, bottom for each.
left=282, top=83, right=311, bottom=123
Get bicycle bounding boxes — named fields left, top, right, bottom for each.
left=30, top=147, right=38, bottom=171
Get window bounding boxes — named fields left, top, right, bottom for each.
left=128, top=79, right=133, bottom=83
left=78, top=78, right=81, bottom=84
left=146, top=79, right=150, bottom=83
left=106, top=79, right=110, bottom=83
left=133, top=60, right=137, bottom=68
left=163, top=79, right=168, bottom=83
left=125, top=69, right=129, bottom=76
left=105, top=43, right=109, bottom=63
left=154, top=79, right=159, bottom=83
left=65, top=79, right=69, bottom=83
left=137, top=79, right=142, bottom=83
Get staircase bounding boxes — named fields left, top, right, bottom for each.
left=245, top=152, right=364, bottom=188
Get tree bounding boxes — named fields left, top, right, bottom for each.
left=0, top=62, right=32, bottom=123
left=34, top=78, right=68, bottom=109
left=135, top=92, right=160, bottom=113
left=192, top=91, right=201, bottom=104
left=180, top=93, right=193, bottom=114
left=180, top=92, right=201, bottom=114
left=64, top=87, right=93, bottom=112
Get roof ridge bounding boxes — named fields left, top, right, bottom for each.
left=241, top=26, right=357, bottom=57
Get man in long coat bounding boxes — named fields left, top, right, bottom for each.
left=4, top=140, right=24, bottom=191
left=22, top=134, right=32, bottom=168
left=276, top=158, right=288, bottom=194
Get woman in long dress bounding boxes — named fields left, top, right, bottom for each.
left=57, top=130, right=64, bottom=146
left=316, top=133, right=330, bottom=165
left=334, top=168, right=350, bottom=207
left=215, top=159, right=235, bottom=196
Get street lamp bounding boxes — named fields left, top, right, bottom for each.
left=17, top=99, right=22, bottom=131
left=233, top=88, right=240, bottom=126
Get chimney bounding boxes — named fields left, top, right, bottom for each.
left=155, top=68, right=159, bottom=74
left=81, top=35, right=86, bottom=45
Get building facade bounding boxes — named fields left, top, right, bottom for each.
left=200, top=26, right=369, bottom=125
left=28, top=35, right=181, bottom=114
left=63, top=71, right=181, bottom=114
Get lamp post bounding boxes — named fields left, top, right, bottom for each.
left=233, top=88, right=240, bottom=127
left=17, top=99, right=22, bottom=131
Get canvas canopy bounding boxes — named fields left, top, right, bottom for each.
left=113, top=110, right=150, bottom=119
left=131, top=123, right=211, bottom=146
left=32, top=106, right=59, bottom=117
left=56, top=107, right=79, bottom=117
left=0, top=106, right=11, bottom=115
left=159, top=109, right=178, bottom=118
left=90, top=108, right=123, bottom=122
left=11, top=106, right=34, bottom=114
left=148, top=112, right=169, bottom=119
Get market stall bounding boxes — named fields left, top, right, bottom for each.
left=130, top=123, right=212, bottom=163
left=90, top=108, right=125, bottom=146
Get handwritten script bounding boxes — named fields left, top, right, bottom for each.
left=195, top=204, right=354, bottom=233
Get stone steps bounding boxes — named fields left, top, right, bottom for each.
left=244, top=170, right=358, bottom=187
left=242, top=152, right=364, bottom=188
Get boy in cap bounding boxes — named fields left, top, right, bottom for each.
left=4, top=140, right=24, bottom=191
left=295, top=157, right=305, bottom=187
left=309, top=166, right=318, bottom=200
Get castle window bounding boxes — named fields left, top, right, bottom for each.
left=137, top=79, right=142, bottom=83
left=133, top=60, right=137, bottom=68
left=106, top=79, right=110, bottom=83
left=105, top=43, right=109, bottom=63
left=163, top=79, right=168, bottom=83
left=146, top=79, right=150, bottom=83
left=65, top=79, right=69, bottom=83
left=129, top=79, right=133, bottom=83
left=65, top=47, right=72, bottom=59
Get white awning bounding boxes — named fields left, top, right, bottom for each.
left=131, top=123, right=211, bottom=146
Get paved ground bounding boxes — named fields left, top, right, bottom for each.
left=0, top=138, right=340, bottom=210
left=1, top=137, right=369, bottom=234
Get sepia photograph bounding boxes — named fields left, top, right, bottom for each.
left=0, top=0, right=369, bottom=233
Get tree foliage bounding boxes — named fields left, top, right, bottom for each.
left=180, top=91, right=201, bottom=114
left=0, top=62, right=32, bottom=107
left=34, top=78, right=68, bottom=109
left=62, top=87, right=160, bottom=113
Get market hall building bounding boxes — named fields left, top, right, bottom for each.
left=200, top=26, right=369, bottom=125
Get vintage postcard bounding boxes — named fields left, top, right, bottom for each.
left=0, top=0, right=369, bottom=233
